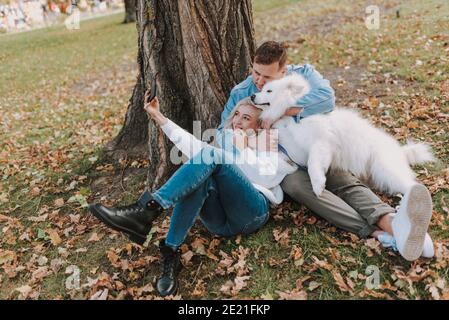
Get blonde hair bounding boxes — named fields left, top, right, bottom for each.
left=223, top=97, right=263, bottom=130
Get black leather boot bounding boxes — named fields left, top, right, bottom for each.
left=157, top=240, right=181, bottom=297
left=88, top=199, right=163, bottom=245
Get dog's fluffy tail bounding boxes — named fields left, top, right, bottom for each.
left=402, top=140, right=435, bottom=165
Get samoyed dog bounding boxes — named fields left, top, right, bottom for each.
left=251, top=74, right=435, bottom=198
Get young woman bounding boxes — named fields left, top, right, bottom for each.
left=90, top=96, right=297, bottom=297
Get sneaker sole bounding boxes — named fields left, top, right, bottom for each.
left=402, top=184, right=433, bottom=261
left=88, top=204, right=147, bottom=246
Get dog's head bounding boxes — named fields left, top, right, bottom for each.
left=251, top=74, right=310, bottom=109
left=251, top=74, right=310, bottom=124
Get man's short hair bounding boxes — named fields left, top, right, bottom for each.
left=254, top=41, right=287, bottom=69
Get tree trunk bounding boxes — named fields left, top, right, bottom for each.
left=123, top=0, right=136, bottom=23
left=104, top=75, right=149, bottom=159
left=107, top=0, right=255, bottom=190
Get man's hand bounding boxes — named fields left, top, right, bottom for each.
left=261, top=118, right=275, bottom=130
left=248, top=129, right=278, bottom=153
left=284, top=107, right=303, bottom=117
left=233, top=129, right=248, bottom=150
left=260, top=107, right=304, bottom=129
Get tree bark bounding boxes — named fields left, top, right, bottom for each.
left=123, top=0, right=137, bottom=23
left=107, top=0, right=255, bottom=190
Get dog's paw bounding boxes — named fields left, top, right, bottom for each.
left=311, top=177, right=326, bottom=197
left=313, top=185, right=325, bottom=197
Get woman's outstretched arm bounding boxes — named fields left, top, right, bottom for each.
left=144, top=97, right=207, bottom=159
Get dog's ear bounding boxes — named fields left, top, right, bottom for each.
left=287, top=83, right=306, bottom=95
left=287, top=76, right=310, bottom=97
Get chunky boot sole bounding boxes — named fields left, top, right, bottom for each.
left=158, top=280, right=179, bottom=297
left=88, top=204, right=147, bottom=245
left=401, top=184, right=433, bottom=261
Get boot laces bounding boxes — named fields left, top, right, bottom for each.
left=116, top=203, right=142, bottom=215
left=161, top=251, right=177, bottom=277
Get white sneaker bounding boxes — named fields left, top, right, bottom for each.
left=421, top=233, right=434, bottom=258
left=378, top=231, right=434, bottom=258
left=391, top=184, right=433, bottom=261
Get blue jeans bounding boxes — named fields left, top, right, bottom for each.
left=138, top=146, right=269, bottom=249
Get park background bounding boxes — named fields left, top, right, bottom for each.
left=0, top=0, right=448, bottom=299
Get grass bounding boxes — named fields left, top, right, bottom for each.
left=1, top=1, right=448, bottom=300
left=252, top=0, right=302, bottom=13
left=0, top=13, right=136, bottom=93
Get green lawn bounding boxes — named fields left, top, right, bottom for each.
left=0, top=1, right=448, bottom=300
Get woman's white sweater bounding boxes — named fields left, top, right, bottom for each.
left=160, top=119, right=297, bottom=205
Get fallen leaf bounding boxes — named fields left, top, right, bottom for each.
left=216, top=250, right=234, bottom=275
left=50, top=258, right=65, bottom=273
left=29, top=187, right=40, bottom=196
left=181, top=250, right=194, bottom=266
left=332, top=270, right=353, bottom=294
left=311, top=256, right=333, bottom=271
left=206, top=238, right=220, bottom=261
left=0, top=250, right=16, bottom=265
left=220, top=276, right=251, bottom=296
left=88, top=232, right=101, bottom=242
left=46, top=229, right=62, bottom=246
left=260, top=290, right=274, bottom=300
left=0, top=214, right=12, bottom=223
left=54, top=198, right=64, bottom=207
left=290, top=245, right=303, bottom=261
left=191, top=237, right=207, bottom=255
left=192, top=280, right=206, bottom=297
left=0, top=193, right=9, bottom=203
left=15, top=285, right=34, bottom=299
left=107, top=250, right=121, bottom=268
left=28, top=214, right=48, bottom=222
left=31, top=266, right=51, bottom=283
left=308, top=281, right=321, bottom=291
left=407, top=121, right=419, bottom=129
left=273, top=227, right=290, bottom=247
left=427, top=284, right=441, bottom=300
left=365, top=238, right=382, bottom=255
left=440, top=79, right=449, bottom=99
left=90, top=288, right=108, bottom=300
left=276, top=289, right=307, bottom=300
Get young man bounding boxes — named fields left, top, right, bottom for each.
left=216, top=41, right=433, bottom=262
left=89, top=41, right=433, bottom=296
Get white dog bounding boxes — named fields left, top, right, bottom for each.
left=251, top=74, right=435, bottom=198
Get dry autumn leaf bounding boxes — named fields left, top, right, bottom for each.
left=0, top=250, right=16, bottom=265
left=88, top=232, right=101, bottom=242
left=273, top=227, right=290, bottom=247
left=220, top=276, right=251, bottom=296
left=46, top=229, right=62, bottom=246
left=191, top=279, right=206, bottom=297
left=54, top=198, right=64, bottom=207
left=440, top=79, right=449, bottom=99
left=181, top=250, right=194, bottom=266
left=332, top=270, right=353, bottom=294
left=276, top=289, right=307, bottom=300
left=15, top=285, right=36, bottom=299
